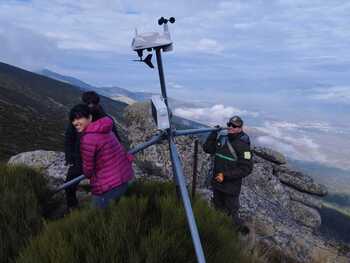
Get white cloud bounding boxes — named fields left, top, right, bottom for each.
left=311, top=86, right=350, bottom=104
left=0, top=22, right=58, bottom=70
left=197, top=38, right=224, bottom=54
left=168, top=81, right=184, bottom=89
left=174, top=104, right=259, bottom=126
left=253, top=120, right=344, bottom=168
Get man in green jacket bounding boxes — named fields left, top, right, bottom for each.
left=203, top=116, right=253, bottom=231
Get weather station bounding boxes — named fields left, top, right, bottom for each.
left=56, top=17, right=226, bottom=263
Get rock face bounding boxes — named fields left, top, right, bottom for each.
left=8, top=150, right=69, bottom=188
left=123, top=102, right=212, bottom=188
left=123, top=102, right=349, bottom=263
left=7, top=150, right=91, bottom=189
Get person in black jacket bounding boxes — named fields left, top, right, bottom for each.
left=203, top=116, right=253, bottom=231
left=64, top=91, right=121, bottom=210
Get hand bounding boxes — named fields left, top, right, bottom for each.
left=214, top=125, right=221, bottom=129
left=215, top=172, right=224, bottom=183
left=65, top=161, right=74, bottom=167
left=127, top=153, right=135, bottom=162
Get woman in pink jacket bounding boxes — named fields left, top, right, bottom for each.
left=69, top=104, right=134, bottom=208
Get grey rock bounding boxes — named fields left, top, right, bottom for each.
left=289, top=200, right=322, bottom=228
left=252, top=146, right=287, bottom=165
left=8, top=150, right=69, bottom=187
left=123, top=102, right=211, bottom=188
left=274, top=165, right=328, bottom=196
left=7, top=150, right=90, bottom=189
left=243, top=162, right=290, bottom=209
left=284, top=186, right=323, bottom=209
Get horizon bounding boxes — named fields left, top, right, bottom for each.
left=0, top=0, right=350, bottom=172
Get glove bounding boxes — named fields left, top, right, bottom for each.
left=215, top=172, right=224, bottom=183
left=214, top=125, right=221, bottom=129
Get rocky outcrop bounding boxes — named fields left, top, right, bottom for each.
left=274, top=165, right=328, bottom=196
left=8, top=151, right=69, bottom=187
left=123, top=102, right=349, bottom=263
left=253, top=146, right=287, bottom=165
left=123, top=102, right=212, bottom=188
left=7, top=150, right=93, bottom=192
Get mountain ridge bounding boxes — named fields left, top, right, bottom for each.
left=0, top=62, right=127, bottom=161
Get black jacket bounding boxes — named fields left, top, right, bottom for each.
left=203, top=130, right=253, bottom=194
left=64, top=107, right=121, bottom=166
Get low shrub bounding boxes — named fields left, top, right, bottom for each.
left=0, top=164, right=51, bottom=262
left=17, top=181, right=266, bottom=263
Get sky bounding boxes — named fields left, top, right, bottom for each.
left=0, top=0, right=350, bottom=172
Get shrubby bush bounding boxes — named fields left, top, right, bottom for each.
left=0, top=164, right=51, bottom=262
left=17, top=181, right=265, bottom=263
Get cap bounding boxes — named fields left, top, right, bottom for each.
left=227, top=116, right=243, bottom=128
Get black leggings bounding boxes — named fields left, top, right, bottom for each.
left=65, top=164, right=82, bottom=208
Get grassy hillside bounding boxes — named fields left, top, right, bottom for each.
left=0, top=62, right=127, bottom=161
left=0, top=164, right=53, bottom=262
left=17, top=181, right=269, bottom=263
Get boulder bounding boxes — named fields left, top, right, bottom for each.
left=274, top=166, right=328, bottom=196
left=289, top=200, right=322, bottom=228
left=284, top=186, right=323, bottom=209
left=252, top=146, right=287, bottom=165
left=7, top=150, right=89, bottom=188
left=123, top=101, right=212, bottom=188
left=8, top=150, right=68, bottom=185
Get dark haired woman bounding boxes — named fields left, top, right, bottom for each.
left=69, top=104, right=134, bottom=208
left=64, top=91, right=121, bottom=211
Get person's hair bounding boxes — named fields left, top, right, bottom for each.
left=69, top=104, right=91, bottom=122
left=82, top=91, right=100, bottom=105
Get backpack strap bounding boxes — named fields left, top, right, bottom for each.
left=215, top=134, right=238, bottom=162
left=226, top=140, right=238, bottom=161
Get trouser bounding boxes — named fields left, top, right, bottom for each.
left=213, top=189, right=242, bottom=225
left=65, top=164, right=82, bottom=208
left=92, top=182, right=129, bottom=209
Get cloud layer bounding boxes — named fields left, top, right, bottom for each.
left=174, top=104, right=259, bottom=126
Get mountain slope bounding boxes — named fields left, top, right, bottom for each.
left=0, top=62, right=127, bottom=161
left=37, top=69, right=94, bottom=90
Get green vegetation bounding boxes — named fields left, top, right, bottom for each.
left=320, top=202, right=350, bottom=244
left=17, top=181, right=266, bottom=263
left=324, top=192, right=350, bottom=209
left=0, top=164, right=52, bottom=262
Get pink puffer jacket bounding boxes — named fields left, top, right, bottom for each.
left=80, top=117, right=134, bottom=195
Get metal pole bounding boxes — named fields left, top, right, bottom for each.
left=54, top=132, right=165, bottom=194
left=155, top=48, right=169, bottom=106
left=53, top=174, right=85, bottom=194
left=128, top=132, right=165, bottom=155
left=169, top=137, right=206, bottom=263
left=174, top=127, right=224, bottom=137
left=192, top=139, right=199, bottom=199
